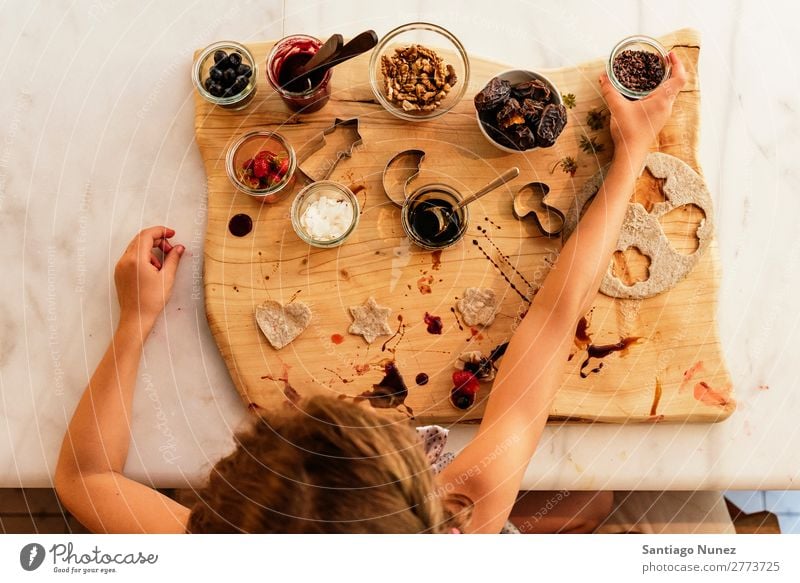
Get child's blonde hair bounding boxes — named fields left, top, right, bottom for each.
left=186, top=395, right=471, bottom=533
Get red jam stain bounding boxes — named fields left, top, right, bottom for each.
left=579, top=337, right=640, bottom=378
left=424, top=312, right=443, bottom=334
left=350, top=184, right=367, bottom=214
left=574, top=315, right=592, bottom=349
left=471, top=239, right=529, bottom=303
left=649, top=378, right=663, bottom=417
left=354, top=363, right=372, bottom=375
left=415, top=372, right=429, bottom=386
left=483, top=216, right=502, bottom=230
left=469, top=327, right=483, bottom=341
left=450, top=306, right=464, bottom=331
left=261, top=366, right=299, bottom=405
left=693, top=381, right=732, bottom=407
left=570, top=313, right=640, bottom=378
left=324, top=367, right=352, bottom=384
left=353, top=361, right=411, bottom=415
left=228, top=213, right=253, bottom=237
left=417, top=275, right=434, bottom=294
left=680, top=361, right=705, bottom=392
left=431, top=249, right=442, bottom=270
left=381, top=314, right=406, bottom=353
left=331, top=333, right=344, bottom=345
left=489, top=342, right=509, bottom=361
left=475, top=226, right=533, bottom=291
left=283, top=384, right=301, bottom=405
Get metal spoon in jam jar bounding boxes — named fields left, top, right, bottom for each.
left=421, top=167, right=520, bottom=236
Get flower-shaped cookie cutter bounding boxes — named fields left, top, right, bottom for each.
left=512, top=181, right=565, bottom=237
left=381, top=149, right=426, bottom=206
left=296, top=118, right=363, bottom=182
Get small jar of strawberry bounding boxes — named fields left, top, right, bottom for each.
left=226, top=131, right=297, bottom=203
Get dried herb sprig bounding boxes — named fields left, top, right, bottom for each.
left=586, top=107, right=608, bottom=131
left=579, top=135, right=605, bottom=155
left=550, top=156, right=578, bottom=177
left=561, top=93, right=576, bottom=109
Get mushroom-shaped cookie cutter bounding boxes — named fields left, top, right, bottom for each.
left=512, top=181, right=565, bottom=237
left=296, top=118, right=363, bottom=182
left=381, top=149, right=426, bottom=206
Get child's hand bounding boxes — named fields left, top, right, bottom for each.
left=600, top=51, right=688, bottom=159
left=114, top=226, right=185, bottom=331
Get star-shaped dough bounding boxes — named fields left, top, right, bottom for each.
left=348, top=297, right=392, bottom=344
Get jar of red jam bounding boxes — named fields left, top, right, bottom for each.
left=266, top=35, right=332, bottom=113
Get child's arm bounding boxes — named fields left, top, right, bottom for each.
left=55, top=227, right=190, bottom=533
left=438, top=53, right=687, bottom=533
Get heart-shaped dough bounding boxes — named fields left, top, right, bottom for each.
left=255, top=300, right=312, bottom=350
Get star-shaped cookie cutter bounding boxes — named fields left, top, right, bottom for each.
left=512, top=181, right=565, bottom=237
left=296, top=118, right=363, bottom=182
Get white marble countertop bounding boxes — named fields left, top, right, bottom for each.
left=1, top=0, right=799, bottom=491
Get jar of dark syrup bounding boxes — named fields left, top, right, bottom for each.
left=401, top=184, right=469, bottom=250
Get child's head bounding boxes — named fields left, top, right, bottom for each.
left=187, top=395, right=470, bottom=533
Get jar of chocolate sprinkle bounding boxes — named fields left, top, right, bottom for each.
left=607, top=35, right=671, bottom=100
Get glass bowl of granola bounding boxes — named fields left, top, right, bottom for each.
left=369, top=22, right=470, bottom=122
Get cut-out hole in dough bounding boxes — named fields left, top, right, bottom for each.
left=611, top=246, right=651, bottom=286
left=632, top=168, right=667, bottom=212
left=659, top=203, right=705, bottom=255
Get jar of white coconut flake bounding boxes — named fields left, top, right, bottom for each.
left=291, top=180, right=360, bottom=248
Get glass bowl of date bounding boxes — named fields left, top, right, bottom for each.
left=607, top=35, right=671, bottom=100
left=474, top=70, right=567, bottom=153
left=225, top=131, right=297, bottom=202
left=192, top=41, right=257, bottom=110
left=291, top=180, right=360, bottom=248
left=369, top=22, right=470, bottom=122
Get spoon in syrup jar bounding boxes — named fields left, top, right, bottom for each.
left=421, top=167, right=520, bottom=237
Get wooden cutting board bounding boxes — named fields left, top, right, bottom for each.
left=195, top=28, right=734, bottom=424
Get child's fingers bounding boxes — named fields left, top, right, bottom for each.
left=154, top=237, right=173, bottom=254
left=658, top=52, right=688, bottom=99
left=160, top=245, right=185, bottom=281
left=128, top=226, right=176, bottom=260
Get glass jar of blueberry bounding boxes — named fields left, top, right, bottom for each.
left=192, top=41, right=257, bottom=110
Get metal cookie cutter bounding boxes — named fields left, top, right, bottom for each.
left=381, top=149, right=426, bottom=206
left=512, top=181, right=565, bottom=237
left=296, top=118, right=363, bottom=182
